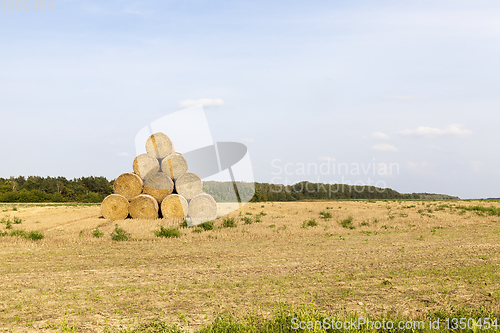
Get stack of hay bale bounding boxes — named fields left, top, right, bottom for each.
left=101, top=132, right=218, bottom=225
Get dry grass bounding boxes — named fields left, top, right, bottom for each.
left=0, top=200, right=499, bottom=332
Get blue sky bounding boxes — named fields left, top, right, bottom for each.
left=1, top=0, right=499, bottom=198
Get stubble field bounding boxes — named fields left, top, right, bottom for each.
left=0, top=200, right=499, bottom=332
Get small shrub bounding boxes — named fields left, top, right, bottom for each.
left=179, top=220, right=188, bottom=228
left=245, top=212, right=252, bottom=215
left=222, top=217, right=237, bottom=228
left=302, top=219, right=318, bottom=228
left=26, top=231, right=44, bottom=240
left=92, top=228, right=104, bottom=238
left=154, top=226, right=181, bottom=238
left=12, top=217, right=22, bottom=224
left=8, top=229, right=44, bottom=240
left=319, top=211, right=332, bottom=220
left=258, top=211, right=267, bottom=216
left=360, top=220, right=370, bottom=226
left=197, top=221, right=214, bottom=231
left=111, top=224, right=130, bottom=241
left=242, top=217, right=252, bottom=225
left=340, top=216, right=355, bottom=229
left=9, top=229, right=27, bottom=237
left=254, top=216, right=262, bottom=223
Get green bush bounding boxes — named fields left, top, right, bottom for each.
left=9, top=229, right=27, bottom=237
left=340, top=216, right=355, bottom=229
left=92, top=227, right=104, bottom=238
left=111, top=224, right=130, bottom=241
left=26, top=230, right=44, bottom=240
left=319, top=211, right=332, bottom=219
left=302, top=219, right=318, bottom=228
left=197, top=221, right=214, bottom=231
left=8, top=229, right=44, bottom=240
left=154, top=226, right=181, bottom=238
left=242, top=217, right=252, bottom=225
left=222, top=217, right=237, bottom=228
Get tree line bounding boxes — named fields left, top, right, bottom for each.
left=0, top=176, right=458, bottom=203
left=0, top=176, right=113, bottom=203
left=204, top=181, right=459, bottom=202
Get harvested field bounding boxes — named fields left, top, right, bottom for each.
left=0, top=200, right=499, bottom=332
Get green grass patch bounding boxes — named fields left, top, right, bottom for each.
left=339, top=216, right=355, bottom=229
left=154, top=226, right=181, bottom=238
left=111, top=224, right=130, bottom=241
left=319, top=211, right=332, bottom=220
left=92, top=227, right=104, bottom=238
left=110, top=303, right=500, bottom=333
left=197, top=221, right=214, bottom=231
left=222, top=217, right=237, bottom=228
left=456, top=205, right=500, bottom=216
left=302, top=219, right=318, bottom=228
left=7, top=229, right=44, bottom=240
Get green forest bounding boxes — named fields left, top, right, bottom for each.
left=0, top=176, right=113, bottom=203
left=0, top=176, right=459, bottom=203
left=203, top=181, right=459, bottom=202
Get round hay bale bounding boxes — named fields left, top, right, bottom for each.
left=133, top=153, right=160, bottom=179
left=188, top=193, right=217, bottom=224
left=160, top=194, right=188, bottom=219
left=175, top=172, right=203, bottom=200
left=113, top=173, right=143, bottom=201
left=143, top=172, right=174, bottom=203
left=101, top=194, right=129, bottom=220
left=146, top=132, right=173, bottom=159
left=161, top=152, right=188, bottom=180
left=129, top=194, right=159, bottom=219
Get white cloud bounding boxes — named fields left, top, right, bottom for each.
left=179, top=98, right=224, bottom=108
left=117, top=152, right=129, bottom=157
left=372, top=132, right=390, bottom=140
left=372, top=144, right=398, bottom=152
left=398, top=124, right=472, bottom=138
left=318, top=156, right=336, bottom=162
